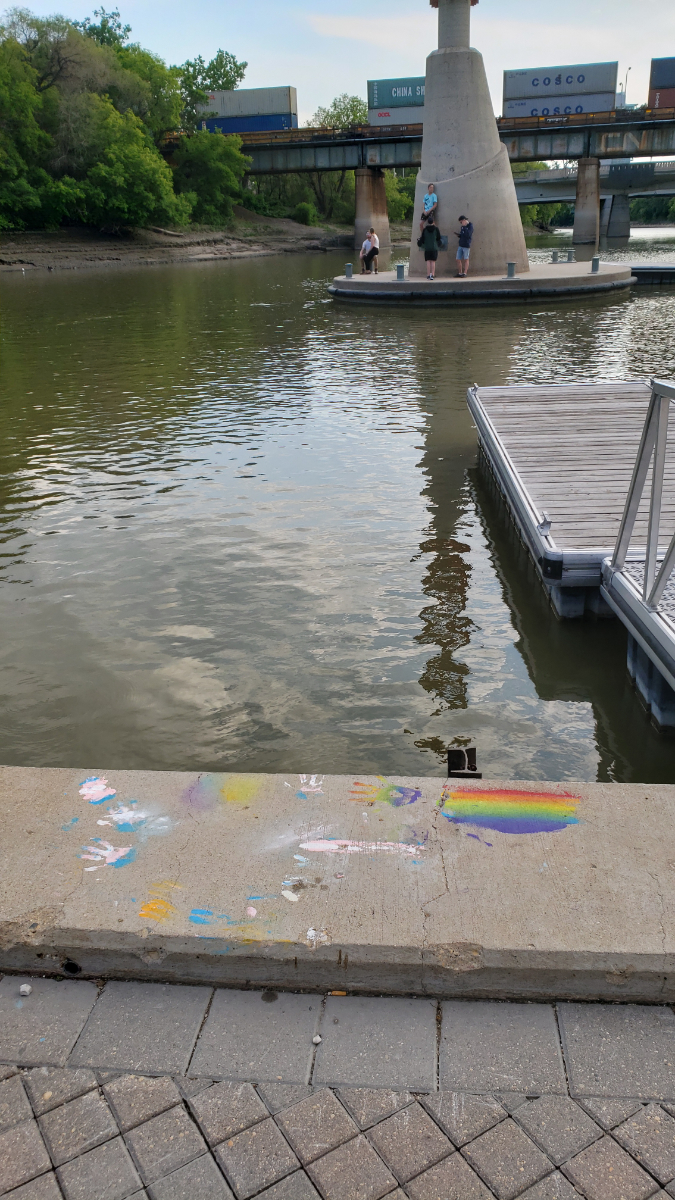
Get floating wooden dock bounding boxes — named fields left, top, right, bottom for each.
left=469, top=378, right=675, bottom=726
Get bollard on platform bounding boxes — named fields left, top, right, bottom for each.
left=345, top=263, right=353, bottom=279
left=396, top=263, right=405, bottom=282
left=552, top=250, right=559, bottom=263
left=567, top=250, right=574, bottom=262
left=591, top=256, right=600, bottom=273
left=507, top=262, right=516, bottom=278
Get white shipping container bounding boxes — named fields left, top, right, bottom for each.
left=503, top=93, right=616, bottom=118
left=368, top=106, right=424, bottom=126
left=200, top=86, right=297, bottom=118
left=503, top=62, right=618, bottom=102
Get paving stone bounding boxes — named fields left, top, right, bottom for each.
left=275, top=1090, right=358, bottom=1164
left=498, top=1094, right=530, bottom=1114
left=146, top=1153, right=234, bottom=1199
left=420, top=1092, right=506, bottom=1147
left=313, top=997, right=437, bottom=1090
left=189, top=1081, right=269, bottom=1146
left=214, top=1116, right=300, bottom=1199
left=514, top=1095, right=602, bottom=1165
left=337, top=1088, right=414, bottom=1130
left=367, top=1102, right=452, bottom=1184
left=39, top=1090, right=118, bottom=1166
left=176, top=1077, right=213, bottom=1100
left=124, top=1105, right=207, bottom=1186
left=190, top=991, right=318, bottom=1084
left=558, top=1003, right=675, bottom=1100
left=405, top=1152, right=492, bottom=1200
left=614, top=1103, right=675, bottom=1184
left=0, top=1075, right=33, bottom=1131
left=0, top=1119, right=52, bottom=1195
left=519, top=1172, right=584, bottom=1199
left=0, top=1069, right=18, bottom=1083
left=256, top=1085, right=314, bottom=1116
left=256, top=1172, right=321, bottom=1199
left=69, top=983, right=212, bottom=1077
left=0, top=979, right=97, bottom=1069
left=461, top=1117, right=554, bottom=1200
left=305, top=1133, right=397, bottom=1200
left=2, top=1174, right=63, bottom=1199
left=24, top=1068, right=98, bottom=1117
left=104, top=1075, right=182, bottom=1133
left=56, top=1135, right=141, bottom=1200
left=668, top=1182, right=675, bottom=1199
left=441, top=1001, right=566, bottom=1095
left=561, top=1134, right=660, bottom=1200
left=577, top=1097, right=645, bottom=1130
left=97, top=1073, right=124, bottom=1085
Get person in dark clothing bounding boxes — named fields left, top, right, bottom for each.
left=420, top=215, right=442, bottom=279
left=454, top=215, right=473, bottom=276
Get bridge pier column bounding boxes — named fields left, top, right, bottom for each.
left=354, top=168, right=391, bottom=252
left=573, top=157, right=600, bottom=253
left=604, top=193, right=631, bottom=240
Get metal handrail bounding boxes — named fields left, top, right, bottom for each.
left=612, top=377, right=675, bottom=608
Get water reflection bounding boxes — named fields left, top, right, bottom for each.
left=0, top=249, right=674, bottom=780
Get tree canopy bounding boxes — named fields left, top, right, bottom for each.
left=309, top=93, right=368, bottom=129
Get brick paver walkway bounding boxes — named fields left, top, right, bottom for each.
left=2, top=976, right=675, bottom=1198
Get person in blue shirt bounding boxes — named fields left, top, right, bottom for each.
left=420, top=183, right=438, bottom=234
left=454, top=215, right=473, bottom=276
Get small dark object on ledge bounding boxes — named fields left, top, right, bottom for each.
left=447, top=746, right=482, bottom=778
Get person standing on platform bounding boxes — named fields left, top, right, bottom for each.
left=419, top=215, right=442, bottom=279
left=454, top=215, right=473, bottom=276
left=359, top=232, right=372, bottom=273
left=364, top=227, right=380, bottom=273
left=420, top=183, right=438, bottom=234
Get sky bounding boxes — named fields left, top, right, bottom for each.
left=11, top=0, right=675, bottom=122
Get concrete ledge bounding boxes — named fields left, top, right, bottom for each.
left=329, top=262, right=635, bottom=305
left=2, top=768, right=675, bottom=1000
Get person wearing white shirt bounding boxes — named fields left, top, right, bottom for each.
left=363, top=227, right=380, bottom=273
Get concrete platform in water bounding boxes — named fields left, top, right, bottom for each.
left=4, top=766, right=675, bottom=1002
left=328, top=261, right=634, bottom=305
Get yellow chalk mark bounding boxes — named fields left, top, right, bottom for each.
left=139, top=880, right=182, bottom=923
left=219, top=775, right=264, bottom=806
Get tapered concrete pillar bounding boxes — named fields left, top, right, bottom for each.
left=573, top=158, right=600, bottom=248
left=354, top=169, right=391, bottom=250
left=409, top=0, right=528, bottom=278
left=606, top=193, right=630, bottom=239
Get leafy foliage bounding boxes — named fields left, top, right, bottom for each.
left=178, top=48, right=248, bottom=133
left=293, top=200, right=320, bottom=225
left=173, top=129, right=249, bottom=223
left=75, top=6, right=130, bottom=47
left=309, top=93, right=368, bottom=129
left=630, top=196, right=675, bottom=223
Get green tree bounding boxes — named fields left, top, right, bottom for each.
left=178, top=49, right=247, bottom=133
left=309, top=93, right=367, bottom=129
left=114, top=44, right=182, bottom=142
left=385, top=169, right=412, bottom=221
left=172, top=129, right=249, bottom=223
left=75, top=6, right=130, bottom=47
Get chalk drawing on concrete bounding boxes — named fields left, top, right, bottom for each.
left=349, top=777, right=421, bottom=807
left=181, top=773, right=264, bottom=810
left=300, top=838, right=425, bottom=856
left=307, top=928, right=330, bottom=948
left=139, top=881, right=183, bottom=922
left=221, top=774, right=265, bottom=805
left=296, top=774, right=324, bottom=798
left=79, top=839, right=136, bottom=871
left=79, top=776, right=117, bottom=805
left=61, top=818, right=79, bottom=832
left=438, top=786, right=580, bottom=835
left=95, top=800, right=175, bottom=840
left=282, top=890, right=300, bottom=902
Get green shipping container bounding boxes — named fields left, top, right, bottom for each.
left=367, top=77, right=426, bottom=109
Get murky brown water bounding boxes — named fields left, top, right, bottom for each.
left=2, top=232, right=675, bottom=781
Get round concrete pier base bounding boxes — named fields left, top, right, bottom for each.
left=329, top=262, right=635, bottom=305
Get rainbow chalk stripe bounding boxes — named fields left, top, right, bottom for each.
left=438, top=787, right=580, bottom=836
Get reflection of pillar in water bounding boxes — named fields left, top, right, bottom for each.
left=409, top=0, right=528, bottom=278
left=354, top=169, right=391, bottom=251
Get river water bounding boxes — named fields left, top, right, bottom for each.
left=2, top=229, right=675, bottom=782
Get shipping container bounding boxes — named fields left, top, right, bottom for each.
left=648, top=87, right=675, bottom=110
left=503, top=93, right=616, bottom=118
left=199, top=86, right=297, bottom=119
left=201, top=113, right=298, bottom=135
left=367, top=106, right=424, bottom=126
left=367, top=78, right=425, bottom=110
left=503, top=61, right=618, bottom=102
left=650, top=58, right=675, bottom=91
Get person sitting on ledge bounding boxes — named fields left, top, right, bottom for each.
left=454, top=215, right=473, bottom=276
left=419, top=215, right=442, bottom=280
left=420, top=183, right=438, bottom=234
left=359, top=232, right=372, bottom=274
left=364, top=227, right=380, bottom=273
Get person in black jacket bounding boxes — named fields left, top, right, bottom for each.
left=419, top=216, right=442, bottom=279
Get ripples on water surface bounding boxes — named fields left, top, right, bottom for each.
left=2, top=232, right=675, bottom=781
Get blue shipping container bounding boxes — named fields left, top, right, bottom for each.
left=201, top=114, right=298, bottom=134
left=650, top=58, right=675, bottom=90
